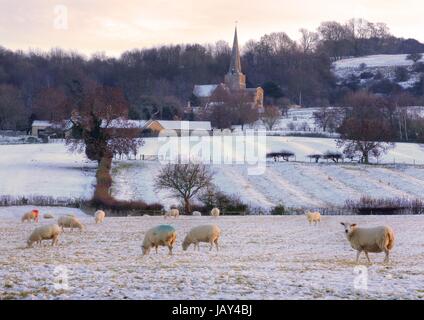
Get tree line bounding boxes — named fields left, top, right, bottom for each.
left=1, top=18, right=424, bottom=131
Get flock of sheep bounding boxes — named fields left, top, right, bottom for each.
left=21, top=207, right=222, bottom=256
left=20, top=207, right=395, bottom=264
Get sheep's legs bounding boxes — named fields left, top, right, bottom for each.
left=384, top=250, right=390, bottom=263
left=356, top=250, right=362, bottom=263
left=167, top=245, right=173, bottom=255
left=155, top=246, right=158, bottom=254
left=364, top=251, right=371, bottom=263
left=215, top=239, right=219, bottom=251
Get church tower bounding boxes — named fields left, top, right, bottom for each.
left=224, top=27, right=246, bottom=91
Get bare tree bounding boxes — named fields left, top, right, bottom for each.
left=299, top=28, right=319, bottom=53
left=261, top=105, right=281, bottom=130
left=154, top=163, right=214, bottom=214
left=313, top=107, right=343, bottom=132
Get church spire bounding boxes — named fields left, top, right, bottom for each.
left=229, top=26, right=242, bottom=74
left=225, top=25, right=246, bottom=91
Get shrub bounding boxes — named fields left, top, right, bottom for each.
left=345, top=196, right=424, bottom=215
left=198, top=187, right=248, bottom=215
left=323, top=150, right=343, bottom=163
left=394, top=66, right=409, bottom=82
left=360, top=71, right=374, bottom=79
left=270, top=204, right=286, bottom=215
left=267, top=150, right=295, bottom=162
left=307, top=154, right=322, bottom=163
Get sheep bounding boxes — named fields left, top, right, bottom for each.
left=43, top=214, right=54, bottom=219
left=94, top=210, right=106, bottom=224
left=27, top=224, right=61, bottom=248
left=21, top=210, right=39, bottom=223
left=192, top=211, right=202, bottom=216
left=142, top=225, right=177, bottom=255
left=164, top=208, right=179, bottom=219
left=340, top=222, right=395, bottom=264
left=58, top=215, right=84, bottom=232
left=210, top=207, right=220, bottom=217
left=182, top=224, right=221, bottom=252
left=305, top=211, right=321, bottom=225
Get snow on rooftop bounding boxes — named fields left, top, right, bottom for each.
left=156, top=120, right=211, bottom=131
left=193, top=84, right=218, bottom=97
left=31, top=120, right=53, bottom=127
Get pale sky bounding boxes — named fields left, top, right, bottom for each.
left=0, top=0, right=423, bottom=57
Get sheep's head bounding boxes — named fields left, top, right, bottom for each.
left=27, top=239, right=33, bottom=248
left=340, top=222, right=357, bottom=235
left=182, top=238, right=190, bottom=251
left=141, top=245, right=150, bottom=255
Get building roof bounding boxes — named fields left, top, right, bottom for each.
left=193, top=84, right=218, bottom=98
left=228, top=26, right=242, bottom=75
left=147, top=120, right=211, bottom=131
left=32, top=120, right=53, bottom=127
left=104, top=119, right=148, bottom=128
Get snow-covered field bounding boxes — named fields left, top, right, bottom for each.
left=0, top=143, right=96, bottom=200
left=113, top=161, right=424, bottom=209
left=3, top=142, right=424, bottom=209
left=1, top=213, right=423, bottom=299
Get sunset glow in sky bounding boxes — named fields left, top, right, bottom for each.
left=0, top=0, right=422, bottom=56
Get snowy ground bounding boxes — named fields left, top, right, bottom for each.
left=1, top=213, right=423, bottom=299
left=112, top=161, right=424, bottom=210
left=0, top=143, right=96, bottom=199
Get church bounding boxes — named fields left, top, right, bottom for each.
left=191, top=27, right=264, bottom=111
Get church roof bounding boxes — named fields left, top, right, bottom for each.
left=228, top=27, right=242, bottom=75
left=193, top=84, right=219, bottom=97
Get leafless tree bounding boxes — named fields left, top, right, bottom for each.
left=261, top=105, right=281, bottom=130
left=154, top=163, right=214, bottom=214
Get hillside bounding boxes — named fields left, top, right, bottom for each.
left=2, top=141, right=424, bottom=211
left=333, top=53, right=424, bottom=89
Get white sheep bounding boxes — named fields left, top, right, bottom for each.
left=58, top=215, right=84, bottom=232
left=182, top=224, right=221, bottom=252
left=27, top=224, right=61, bottom=248
left=94, top=210, right=106, bottom=224
left=21, top=210, right=39, bottom=223
left=340, top=222, right=395, bottom=263
left=192, top=211, right=202, bottom=216
left=142, top=225, right=177, bottom=255
left=306, top=211, right=321, bottom=225
left=210, top=207, right=220, bottom=217
left=43, top=213, right=54, bottom=219
left=164, top=208, right=179, bottom=219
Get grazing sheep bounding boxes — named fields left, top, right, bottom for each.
left=164, top=208, right=179, bottom=219
left=58, top=215, right=84, bottom=232
left=210, top=207, right=220, bottom=217
left=340, top=222, right=395, bottom=263
left=142, top=225, right=177, bottom=255
left=306, top=211, right=321, bottom=225
left=192, top=211, right=202, bottom=216
left=94, top=210, right=106, bottom=224
left=27, top=224, right=61, bottom=248
left=182, top=224, right=221, bottom=252
left=21, top=210, right=39, bottom=223
left=43, top=213, right=54, bottom=219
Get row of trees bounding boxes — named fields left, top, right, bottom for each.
left=2, top=18, right=424, bottom=131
